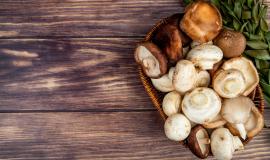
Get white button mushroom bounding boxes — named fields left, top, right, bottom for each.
left=196, top=69, right=210, bottom=87
left=211, top=128, right=244, bottom=160
left=213, top=69, right=246, bottom=98
left=186, top=44, right=223, bottom=70
left=162, top=91, right=182, bottom=116
left=182, top=87, right=221, bottom=124
left=134, top=42, right=168, bottom=78
left=221, top=96, right=253, bottom=139
left=164, top=114, right=191, bottom=141
left=173, top=60, right=197, bottom=94
left=221, top=57, right=259, bottom=96
left=151, top=67, right=175, bottom=92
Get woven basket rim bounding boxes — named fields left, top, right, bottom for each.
left=138, top=14, right=265, bottom=145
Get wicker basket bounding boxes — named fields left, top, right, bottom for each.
left=138, top=15, right=265, bottom=145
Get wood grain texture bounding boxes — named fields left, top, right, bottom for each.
left=0, top=111, right=269, bottom=160
left=0, top=0, right=183, bottom=38
left=0, top=38, right=159, bottom=111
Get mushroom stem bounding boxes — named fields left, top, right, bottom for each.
left=235, top=123, right=247, bottom=139
left=233, top=136, right=244, bottom=150
left=199, top=138, right=211, bottom=144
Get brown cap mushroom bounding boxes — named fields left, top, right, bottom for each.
left=135, top=42, right=168, bottom=78
left=173, top=60, right=197, bottom=94
left=227, top=105, right=264, bottom=139
left=221, top=57, right=259, bottom=96
left=213, top=69, right=246, bottom=98
left=221, top=96, right=253, bottom=139
left=153, top=14, right=190, bottom=63
left=187, top=125, right=210, bottom=159
left=214, top=29, right=246, bottom=58
left=180, top=0, right=222, bottom=43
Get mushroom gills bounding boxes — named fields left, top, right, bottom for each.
left=196, top=129, right=210, bottom=154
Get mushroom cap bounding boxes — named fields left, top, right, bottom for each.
left=135, top=42, right=168, bottom=78
left=203, top=114, right=227, bottom=129
left=162, top=91, right=182, bottom=116
left=211, top=128, right=241, bottom=160
left=222, top=96, right=253, bottom=124
left=187, top=125, right=210, bottom=159
left=180, top=0, right=222, bottom=43
left=190, top=40, right=213, bottom=48
left=164, top=114, right=191, bottom=141
left=196, top=69, right=210, bottom=87
left=186, top=44, right=223, bottom=70
left=227, top=105, right=264, bottom=138
left=213, top=69, right=246, bottom=98
left=221, top=57, right=259, bottom=96
left=214, top=29, right=246, bottom=58
left=151, top=67, right=175, bottom=92
left=153, top=24, right=183, bottom=63
left=173, top=60, right=197, bottom=94
left=182, top=87, right=221, bottom=124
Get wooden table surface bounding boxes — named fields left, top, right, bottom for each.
left=0, top=0, right=270, bottom=159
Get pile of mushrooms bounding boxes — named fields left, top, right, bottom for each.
left=135, top=1, right=264, bottom=159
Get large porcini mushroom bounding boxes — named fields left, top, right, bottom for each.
left=203, top=114, right=226, bottom=129
left=211, top=128, right=244, bottom=160
left=162, top=91, right=181, bottom=116
left=221, top=96, right=253, bottom=139
left=153, top=14, right=190, bottom=63
left=182, top=87, right=221, bottom=124
left=227, top=105, right=264, bottom=139
left=187, top=125, right=210, bottom=159
left=186, top=44, right=223, bottom=70
left=173, top=60, right=197, bottom=94
left=214, top=29, right=246, bottom=58
left=135, top=42, right=168, bottom=78
left=196, top=69, right=210, bottom=87
left=164, top=114, right=191, bottom=141
left=221, top=57, right=259, bottom=96
left=213, top=69, right=246, bottom=98
left=151, top=67, right=175, bottom=92
left=180, top=0, right=222, bottom=43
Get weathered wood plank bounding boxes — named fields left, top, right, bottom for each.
left=0, top=0, right=183, bottom=38
left=0, top=38, right=156, bottom=111
left=0, top=111, right=269, bottom=160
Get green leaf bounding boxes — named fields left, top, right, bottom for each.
left=249, top=34, right=263, bottom=40
left=234, top=2, right=242, bottom=19
left=211, top=0, right=220, bottom=8
left=240, top=22, right=249, bottom=32
left=247, top=0, right=253, bottom=8
left=264, top=93, right=270, bottom=104
left=242, top=11, right=252, bottom=19
left=259, top=5, right=268, bottom=19
left=265, top=31, right=270, bottom=42
left=183, top=0, right=193, bottom=6
left=245, top=50, right=270, bottom=60
left=260, top=80, right=270, bottom=97
left=268, top=69, right=270, bottom=84
left=246, top=41, right=268, bottom=49
left=260, top=18, right=269, bottom=32
left=247, top=21, right=253, bottom=32
left=252, top=2, right=259, bottom=23
left=233, top=19, right=241, bottom=31
left=221, top=1, right=238, bottom=20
